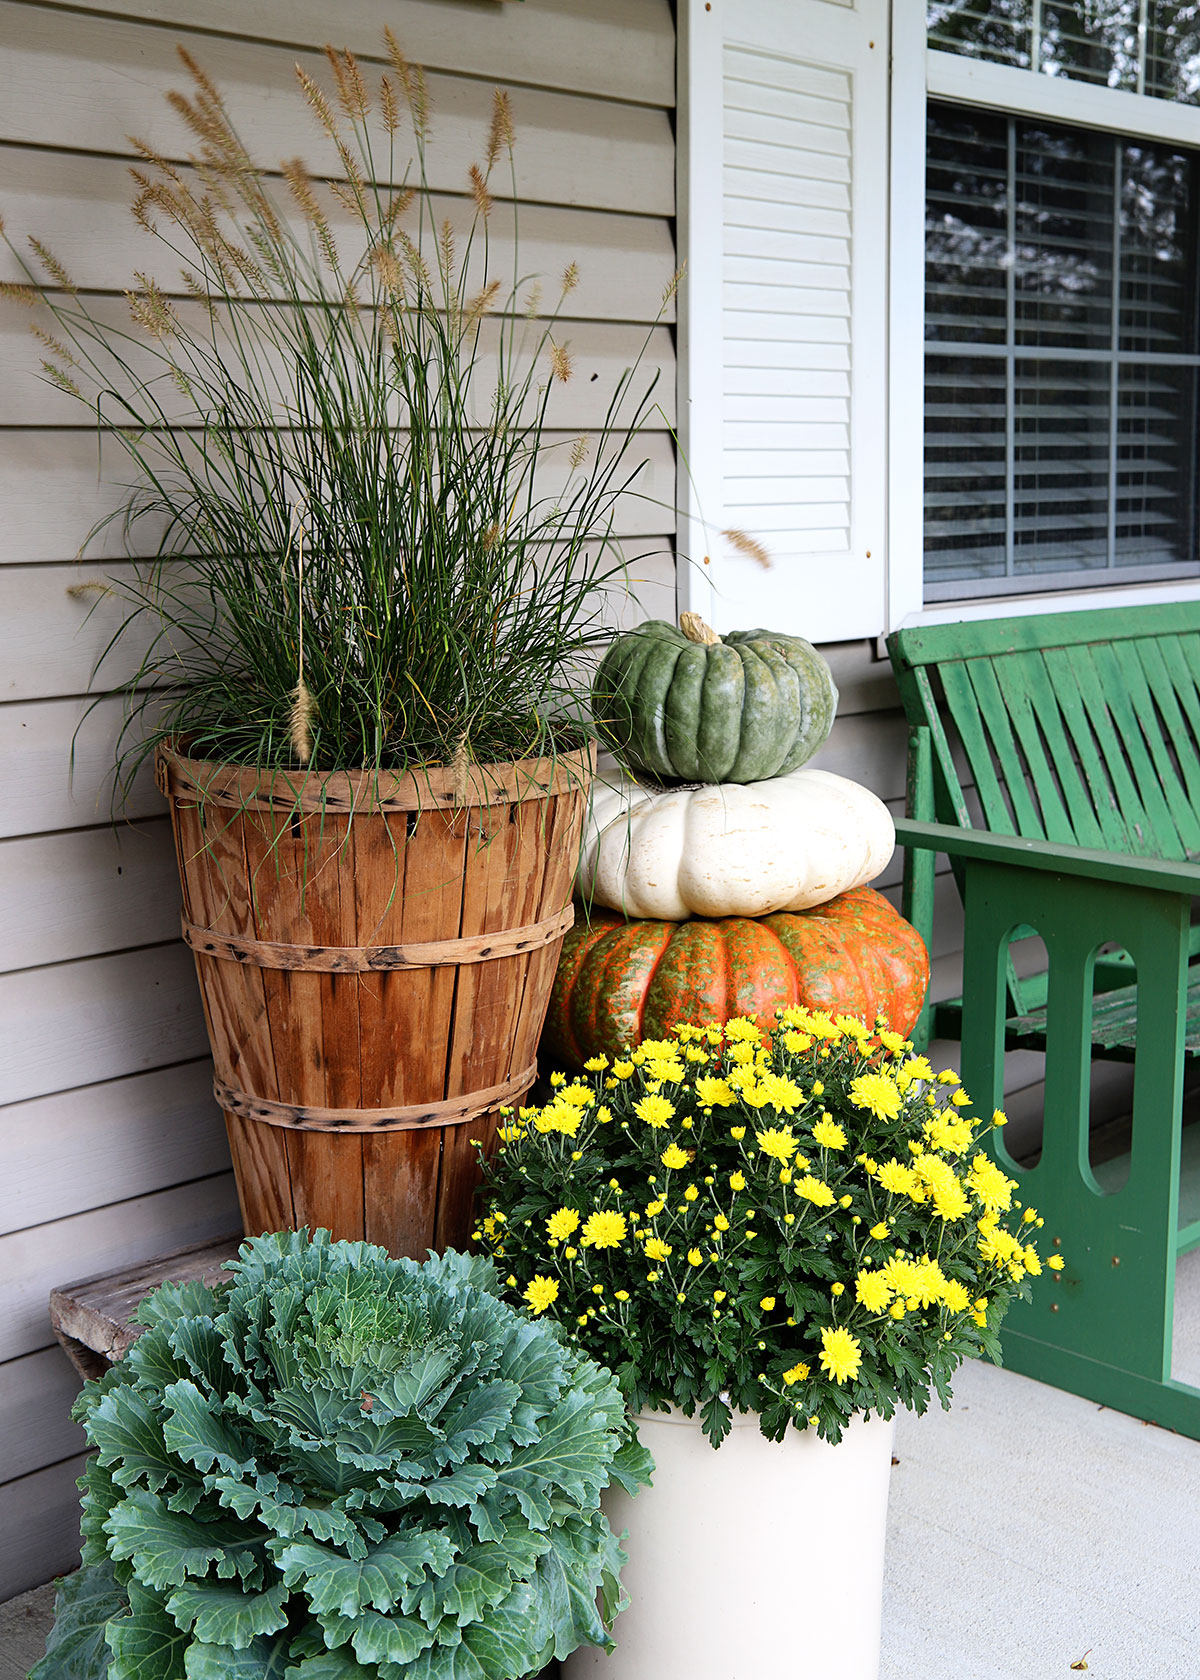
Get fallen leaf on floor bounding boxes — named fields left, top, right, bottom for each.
left=891, top=1455, right=900, bottom=1466
left=1070, top=1650, right=1092, bottom=1670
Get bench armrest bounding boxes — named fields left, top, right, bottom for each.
left=894, top=818, right=1200, bottom=898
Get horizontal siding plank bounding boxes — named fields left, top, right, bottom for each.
left=817, top=639, right=903, bottom=718
left=0, top=1453, right=88, bottom=1603
left=0, top=1173, right=241, bottom=1364
left=0, top=942, right=207, bottom=1106
left=0, top=430, right=676, bottom=566
left=0, top=563, right=153, bottom=703
left=807, top=707, right=908, bottom=804
left=0, top=148, right=675, bottom=323
left=0, top=1348, right=84, bottom=1485
left=0, top=819, right=180, bottom=973
left=0, top=695, right=161, bottom=837
left=0, top=310, right=676, bottom=431
left=1, top=1058, right=225, bottom=1236
left=0, top=5, right=674, bottom=217
left=37, top=0, right=676, bottom=108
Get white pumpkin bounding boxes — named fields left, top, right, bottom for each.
left=578, top=766, right=895, bottom=921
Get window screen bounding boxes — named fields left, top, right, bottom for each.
left=928, top=3, right=1200, bottom=104
left=925, top=102, right=1200, bottom=598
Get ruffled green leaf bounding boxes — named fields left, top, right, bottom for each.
left=87, top=1388, right=180, bottom=1495
left=29, top=1562, right=125, bottom=1680
left=319, top=1605, right=437, bottom=1667
left=275, top=1531, right=454, bottom=1618
left=180, top=1632, right=291, bottom=1679
left=164, top=1579, right=289, bottom=1648
left=460, top=1580, right=551, bottom=1680
left=163, top=1380, right=255, bottom=1477
left=105, top=1488, right=260, bottom=1590
left=288, top=1654, right=369, bottom=1680
left=133, top=1279, right=220, bottom=1330
left=105, top=1582, right=188, bottom=1680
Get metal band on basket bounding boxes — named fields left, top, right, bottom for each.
left=212, top=1064, right=539, bottom=1133
left=182, top=904, right=574, bottom=972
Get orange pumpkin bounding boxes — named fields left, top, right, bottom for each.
left=544, top=886, right=928, bottom=1070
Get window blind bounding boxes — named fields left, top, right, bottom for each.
left=925, top=101, right=1200, bottom=597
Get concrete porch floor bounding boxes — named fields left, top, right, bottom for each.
left=4, top=1254, right=1199, bottom=1680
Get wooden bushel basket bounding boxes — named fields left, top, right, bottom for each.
left=157, top=743, right=593, bottom=1256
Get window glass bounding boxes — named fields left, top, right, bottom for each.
left=928, top=2, right=1200, bottom=105
left=925, top=101, right=1200, bottom=598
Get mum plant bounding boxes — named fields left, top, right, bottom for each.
left=33, top=1230, right=651, bottom=1680
left=477, top=1010, right=1063, bottom=1445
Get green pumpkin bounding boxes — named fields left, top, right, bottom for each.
left=592, top=613, right=838, bottom=784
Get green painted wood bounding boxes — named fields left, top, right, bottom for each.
left=996, top=651, right=1103, bottom=846
left=890, top=598, right=1200, bottom=669
left=1139, top=637, right=1200, bottom=836
left=1039, top=645, right=1134, bottom=855
left=937, top=660, right=1017, bottom=832
left=893, top=818, right=1200, bottom=895
left=903, top=725, right=936, bottom=1055
left=964, top=657, right=1049, bottom=838
left=1116, top=640, right=1200, bottom=855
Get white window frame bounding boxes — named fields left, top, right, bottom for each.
left=888, top=20, right=1200, bottom=630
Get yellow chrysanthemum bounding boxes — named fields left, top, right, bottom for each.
left=584, top=1055, right=609, bottom=1072
left=757, top=1073, right=805, bottom=1113
left=729, top=1170, right=747, bottom=1192
left=756, top=1126, right=799, bottom=1162
left=967, top=1152, right=1016, bottom=1214
left=612, top=1060, right=634, bottom=1079
left=726, top=1041, right=756, bottom=1066
left=524, top=1276, right=559, bottom=1315
left=661, top=1143, right=691, bottom=1171
left=545, top=1207, right=580, bottom=1242
left=976, top=1219, right=1021, bottom=1268
left=581, top=1210, right=627, bottom=1249
left=713, top=1213, right=730, bottom=1232
left=940, top=1278, right=971, bottom=1312
left=695, top=1076, right=735, bottom=1107
left=876, top=1159, right=918, bottom=1197
left=869, top=1221, right=889, bottom=1240
left=687, top=1248, right=703, bottom=1266
left=644, top=1236, right=672, bottom=1261
left=818, top=1325, right=863, bottom=1385
left=877, top=1029, right=908, bottom=1055
left=855, top=1270, right=893, bottom=1313
left=848, top=1072, right=903, bottom=1121
left=645, top=1058, right=686, bottom=1085
left=559, top=1082, right=595, bottom=1108
left=533, top=1102, right=581, bottom=1137
left=812, top=1116, right=848, bottom=1151
left=937, top=1069, right=961, bottom=1086
left=1048, top=1255, right=1065, bottom=1271
left=782, top=1361, right=810, bottom=1385
left=724, top=1017, right=762, bottom=1043
left=635, top=1093, right=677, bottom=1128
left=760, top=1296, right=776, bottom=1312
left=794, top=1175, right=835, bottom=1207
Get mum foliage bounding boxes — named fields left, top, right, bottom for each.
left=478, top=1010, right=1063, bottom=1445
left=34, top=1231, right=651, bottom=1680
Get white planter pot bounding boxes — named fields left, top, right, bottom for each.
left=565, top=1407, right=895, bottom=1680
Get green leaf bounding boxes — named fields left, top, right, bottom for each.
left=134, top=1279, right=221, bottom=1330
left=105, top=1488, right=260, bottom=1591
left=105, top=1581, right=188, bottom=1680
left=88, top=1387, right=181, bottom=1495
left=162, top=1381, right=255, bottom=1478
left=320, top=1606, right=437, bottom=1667
left=287, top=1655, right=370, bottom=1680
left=275, top=1531, right=453, bottom=1618
left=419, top=1463, right=498, bottom=1509
left=432, top=1380, right=520, bottom=1465
left=492, top=1388, right=618, bottom=1528
left=181, top=1633, right=292, bottom=1679
left=608, top=1430, right=655, bottom=1496
left=387, top=1637, right=486, bottom=1680
left=535, top=1518, right=612, bottom=1659
left=460, top=1581, right=548, bottom=1680
left=164, top=1579, right=289, bottom=1648
left=416, top=1532, right=545, bottom=1631
left=30, top=1562, right=125, bottom=1680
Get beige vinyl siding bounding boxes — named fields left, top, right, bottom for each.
left=0, top=0, right=676, bottom=1599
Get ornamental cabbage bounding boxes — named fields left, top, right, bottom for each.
left=34, top=1230, right=652, bottom=1680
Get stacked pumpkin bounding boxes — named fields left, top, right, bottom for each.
left=543, top=613, right=929, bottom=1068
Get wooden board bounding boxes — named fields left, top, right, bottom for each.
left=30, top=0, right=676, bottom=108
left=0, top=1173, right=240, bottom=1363
left=0, top=1349, right=84, bottom=1485
left=0, top=1058, right=225, bottom=1238
left=0, top=5, right=675, bottom=217
left=0, top=149, right=676, bottom=323
left=49, top=1232, right=241, bottom=1376
left=0, top=1453, right=89, bottom=1603
left=0, top=819, right=181, bottom=973
left=0, top=941, right=208, bottom=1108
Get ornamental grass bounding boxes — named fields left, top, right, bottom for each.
left=477, top=1010, right=1062, bottom=1445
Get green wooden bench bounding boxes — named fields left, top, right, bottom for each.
left=887, top=601, right=1200, bottom=1438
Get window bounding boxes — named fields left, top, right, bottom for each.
left=928, top=2, right=1200, bottom=105
left=925, top=103, right=1200, bottom=597
left=914, top=3, right=1200, bottom=608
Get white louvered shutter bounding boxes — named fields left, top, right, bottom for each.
left=678, top=0, right=890, bottom=641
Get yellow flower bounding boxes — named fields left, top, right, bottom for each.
left=545, top=1207, right=580, bottom=1242
left=683, top=1185, right=699, bottom=1202
left=636, top=1093, right=677, bottom=1128
left=849, top=1073, right=903, bottom=1121
left=923, top=1114, right=974, bottom=1156
left=714, top=1213, right=730, bottom=1232
left=559, top=1082, right=595, bottom=1108
left=967, top=1153, right=1016, bottom=1214
left=730, top=1126, right=746, bottom=1141
left=831, top=1282, right=845, bottom=1297
left=581, top=1210, right=627, bottom=1249
left=612, top=1060, right=634, bottom=1079
left=834, top=1015, right=870, bottom=1040
left=713, top=1289, right=727, bottom=1302
left=782, top=1030, right=812, bottom=1053
left=724, top=1016, right=761, bottom=1043
left=687, top=1249, right=703, bottom=1266
left=812, top=1116, right=848, bottom=1151
left=564, top=1246, right=577, bottom=1259
left=876, top=1159, right=918, bottom=1197
left=940, top=1279, right=971, bottom=1312
left=1047, top=1254, right=1065, bottom=1271
left=596, top=1105, right=613, bottom=1125
left=794, top=1175, right=835, bottom=1207
left=782, top=1361, right=810, bottom=1385
left=818, top=1325, right=863, bottom=1385
left=992, top=1108, right=1008, bottom=1128
left=855, top=1270, right=893, bottom=1313
left=950, top=1089, right=971, bottom=1108
left=760, top=1296, right=776, bottom=1311
left=756, top=1126, right=799, bottom=1162
left=937, top=1069, right=961, bottom=1085
left=645, top=1199, right=666, bottom=1217
left=549, top=1072, right=566, bottom=1087
left=661, top=1143, right=690, bottom=1171
left=524, top=1276, right=559, bottom=1315
left=729, top=1170, right=747, bottom=1192
left=1023, top=1247, right=1042, bottom=1276
left=878, top=1029, right=907, bottom=1055
left=727, top=1041, right=756, bottom=1066
left=695, top=1076, right=735, bottom=1107
left=584, top=1055, right=609, bottom=1072
left=757, top=1073, right=805, bottom=1113
left=644, top=1236, right=672, bottom=1261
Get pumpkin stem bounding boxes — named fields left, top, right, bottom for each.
left=679, top=612, right=721, bottom=646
